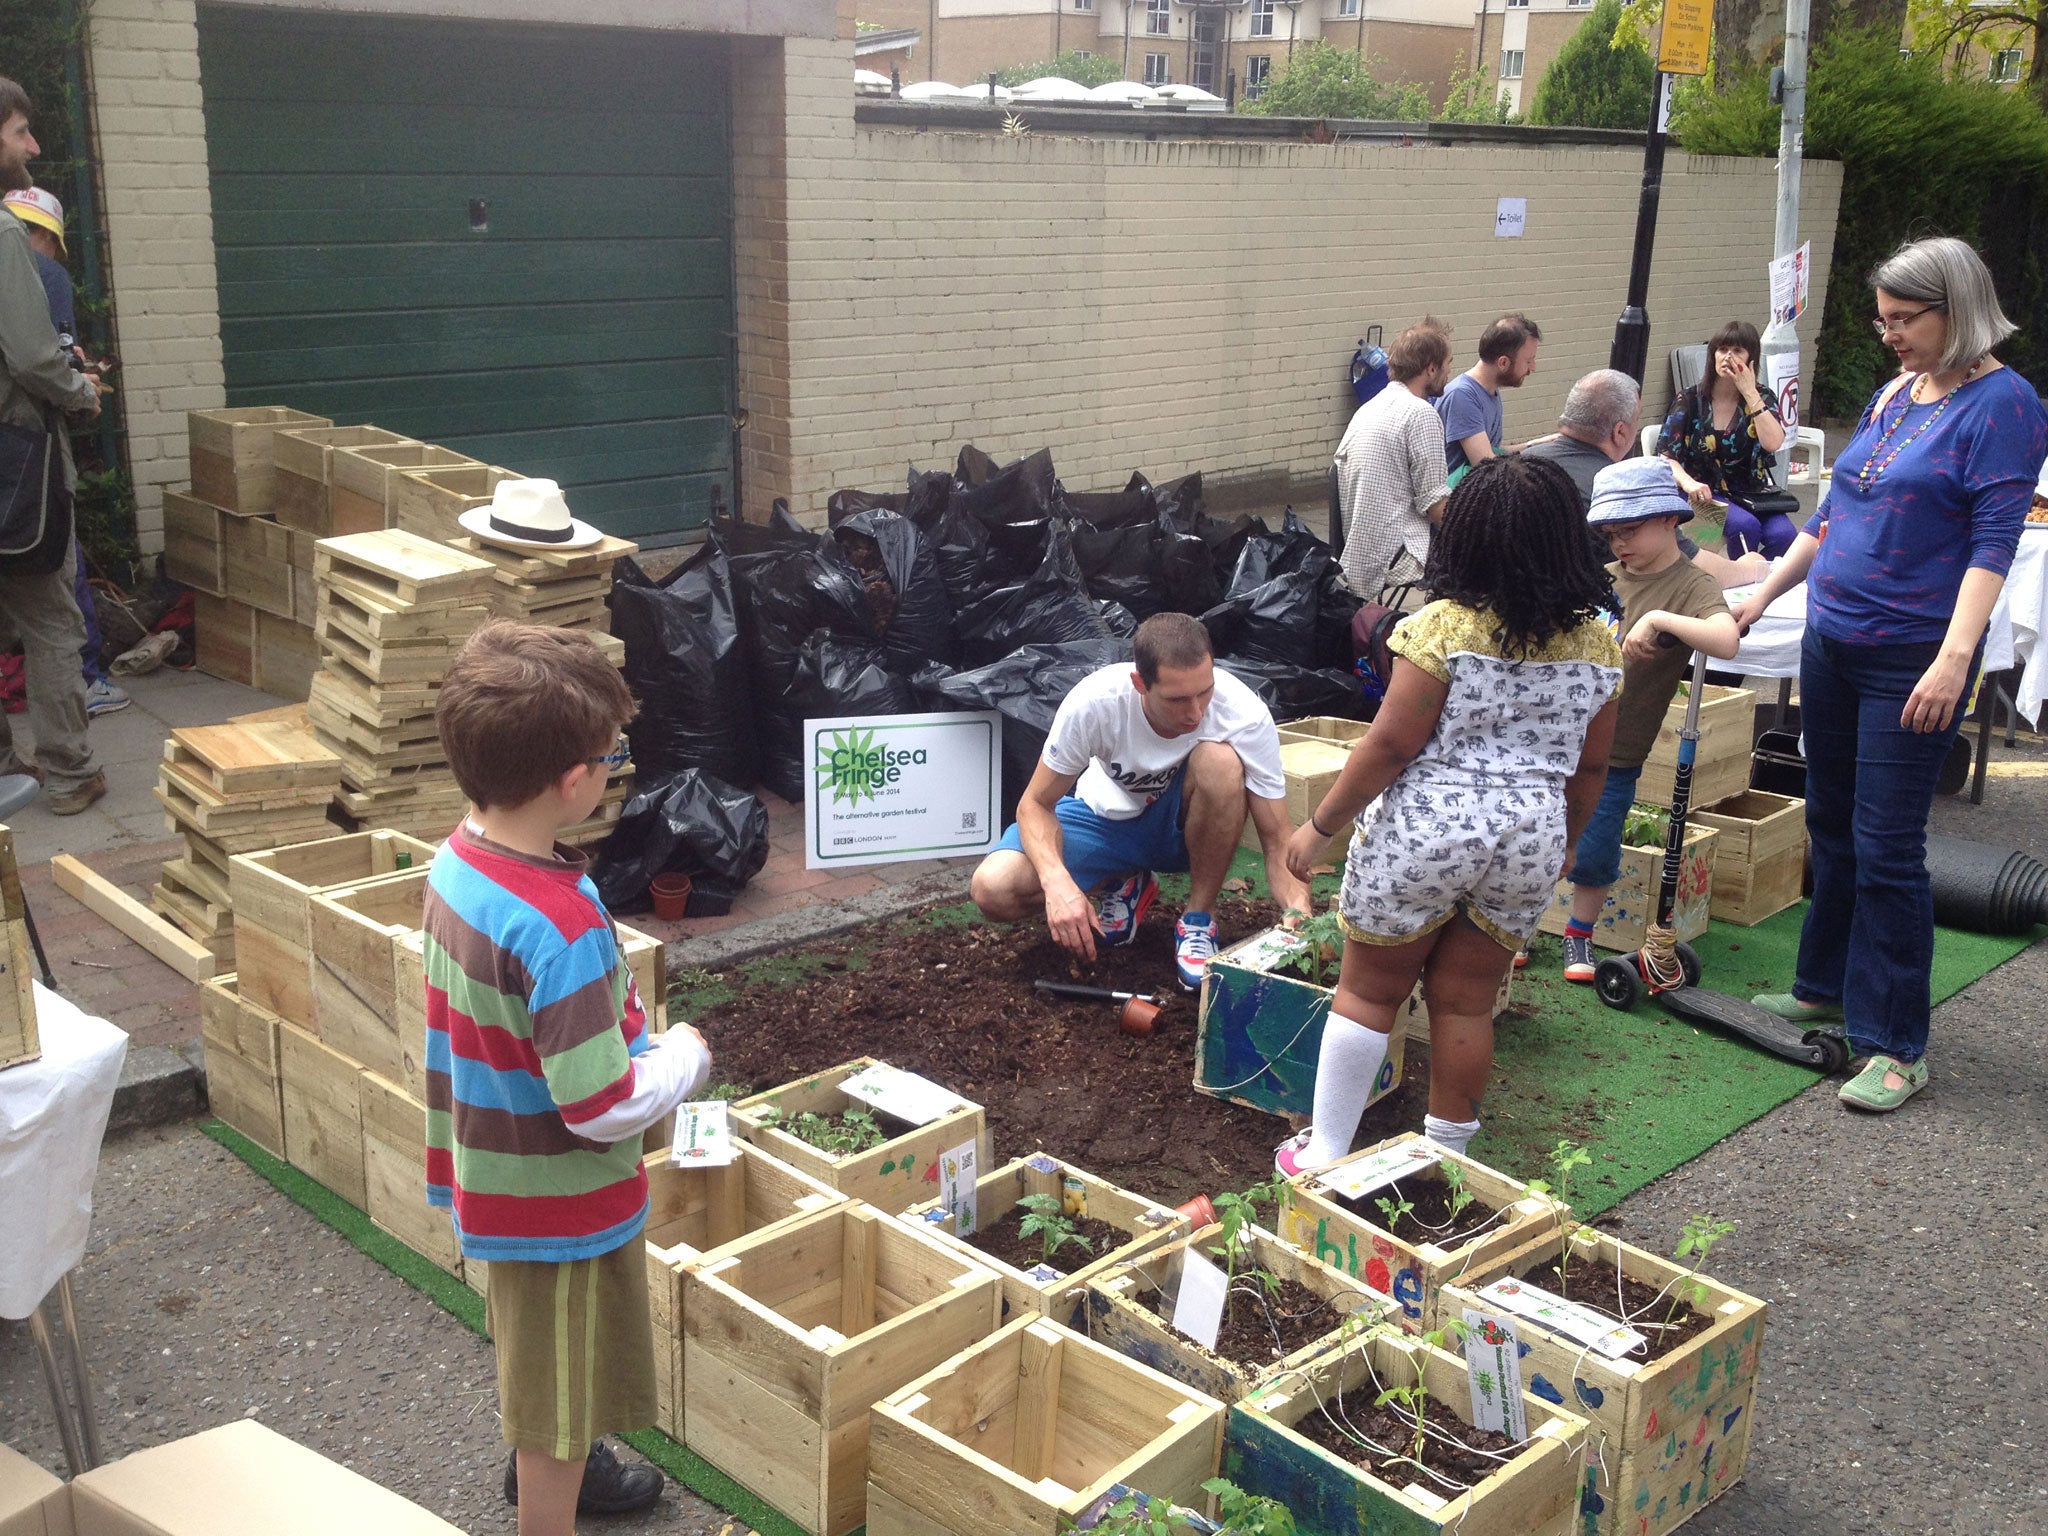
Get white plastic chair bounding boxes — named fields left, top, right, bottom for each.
left=1783, top=425, right=1827, bottom=486
left=1639, top=424, right=1661, bottom=461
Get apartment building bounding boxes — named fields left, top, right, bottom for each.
left=1471, top=0, right=1597, bottom=115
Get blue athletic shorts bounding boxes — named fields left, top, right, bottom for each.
left=1568, top=763, right=1642, bottom=889
left=992, top=766, right=1190, bottom=893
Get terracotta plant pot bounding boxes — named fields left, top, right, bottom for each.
left=1119, top=996, right=1161, bottom=1037
left=650, top=872, right=693, bottom=921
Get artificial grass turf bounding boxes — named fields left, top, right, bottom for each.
left=194, top=1119, right=810, bottom=1536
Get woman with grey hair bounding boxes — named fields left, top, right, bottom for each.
left=1733, top=235, right=2047, bottom=1112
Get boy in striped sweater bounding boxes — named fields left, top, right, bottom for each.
left=423, top=621, right=710, bottom=1533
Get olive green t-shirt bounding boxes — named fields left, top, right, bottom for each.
left=1608, top=556, right=1730, bottom=770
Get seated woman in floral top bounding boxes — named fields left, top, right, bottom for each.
left=1657, top=319, right=1793, bottom=558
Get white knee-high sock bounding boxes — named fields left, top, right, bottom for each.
left=1303, top=1014, right=1390, bottom=1166
left=1423, top=1113, right=1481, bottom=1157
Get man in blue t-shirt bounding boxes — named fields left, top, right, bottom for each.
left=1436, top=312, right=1542, bottom=475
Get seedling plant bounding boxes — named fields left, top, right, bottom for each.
left=1016, top=1192, right=1093, bottom=1267
left=1525, top=1139, right=1592, bottom=1289
left=1662, top=1213, right=1736, bottom=1330
left=1065, top=1479, right=1296, bottom=1535
left=1270, top=911, right=1346, bottom=988
left=755, top=1104, right=888, bottom=1157
left=1210, top=1174, right=1288, bottom=1326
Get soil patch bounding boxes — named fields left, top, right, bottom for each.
left=1333, top=1178, right=1503, bottom=1249
left=1522, top=1250, right=1718, bottom=1358
left=962, top=1211, right=1131, bottom=1275
left=1140, top=1272, right=1349, bottom=1369
left=1290, top=1387, right=1518, bottom=1487
left=692, top=895, right=1431, bottom=1207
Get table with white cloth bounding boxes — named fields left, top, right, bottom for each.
left=0, top=983, right=129, bottom=1471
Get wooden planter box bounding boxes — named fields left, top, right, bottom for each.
left=641, top=1141, right=847, bottom=1438
left=287, top=529, right=318, bottom=621
left=273, top=426, right=415, bottom=536
left=1084, top=1222, right=1392, bottom=1404
left=162, top=487, right=231, bottom=595
left=1691, top=791, right=1805, bottom=927
left=682, top=1202, right=1003, bottom=1536
left=0, top=825, right=36, bottom=1072
left=731, top=1058, right=990, bottom=1215
left=902, top=1153, right=1188, bottom=1326
left=1279, top=1133, right=1561, bottom=1333
left=195, top=590, right=259, bottom=686
left=1276, top=716, right=1371, bottom=748
left=331, top=442, right=477, bottom=534
left=1222, top=1327, right=1588, bottom=1536
left=1537, top=824, right=1719, bottom=955
left=358, top=1069, right=461, bottom=1275
left=307, top=869, right=430, bottom=1084
left=232, top=830, right=435, bottom=1028
left=867, top=1315, right=1226, bottom=1536
left=278, top=1019, right=366, bottom=1208
left=1636, top=685, right=1757, bottom=813
left=1440, top=1228, right=1768, bottom=1536
left=1239, top=736, right=1356, bottom=855
left=199, top=974, right=285, bottom=1158
left=391, top=463, right=519, bottom=543
left=255, top=614, right=320, bottom=702
left=220, top=512, right=296, bottom=619
left=188, top=406, right=332, bottom=514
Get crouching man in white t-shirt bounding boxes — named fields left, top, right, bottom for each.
left=971, top=612, right=1313, bottom=991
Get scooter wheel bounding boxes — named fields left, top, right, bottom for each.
left=1676, top=943, right=1703, bottom=989
left=1804, top=1029, right=1851, bottom=1075
left=1595, top=957, right=1643, bottom=1011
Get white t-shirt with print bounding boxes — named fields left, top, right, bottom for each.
left=1040, top=664, right=1287, bottom=820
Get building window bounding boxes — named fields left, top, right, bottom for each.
left=1072, top=0, right=1092, bottom=11
left=1992, top=47, right=2023, bottom=81
left=1251, top=0, right=1275, bottom=36
left=1506, top=0, right=1529, bottom=9
left=1147, top=0, right=1171, bottom=32
left=1338, top=0, right=1360, bottom=13
left=1246, top=54, right=1272, bottom=95
left=1144, top=51, right=1170, bottom=82
left=1500, top=48, right=1524, bottom=78
left=1565, top=0, right=1593, bottom=8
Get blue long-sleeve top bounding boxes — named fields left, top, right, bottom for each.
left=1805, top=365, right=2047, bottom=647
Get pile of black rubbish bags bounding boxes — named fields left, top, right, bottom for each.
left=592, top=446, right=1368, bottom=916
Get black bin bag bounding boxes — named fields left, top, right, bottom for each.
left=951, top=523, right=1117, bottom=669
left=609, top=552, right=759, bottom=790
left=591, top=769, right=770, bottom=914
left=788, top=631, right=922, bottom=721
left=831, top=507, right=956, bottom=671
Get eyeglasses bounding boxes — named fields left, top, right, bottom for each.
left=1872, top=304, right=1941, bottom=337
left=588, top=733, right=631, bottom=771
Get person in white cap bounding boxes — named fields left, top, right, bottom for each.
left=5, top=182, right=129, bottom=719
left=0, top=77, right=107, bottom=813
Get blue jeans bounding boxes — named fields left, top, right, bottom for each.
left=1795, top=628, right=1977, bottom=1064
left=1567, top=763, right=1641, bottom=889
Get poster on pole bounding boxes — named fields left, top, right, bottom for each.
left=1769, top=240, right=1812, bottom=326
left=1657, top=0, right=1713, bottom=76
left=804, top=710, right=1001, bottom=868
left=1765, top=347, right=1801, bottom=433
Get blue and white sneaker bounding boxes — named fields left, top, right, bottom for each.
left=1175, top=911, right=1219, bottom=992
left=1095, top=872, right=1158, bottom=947
left=86, top=678, right=130, bottom=717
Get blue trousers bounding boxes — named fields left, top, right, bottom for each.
left=1721, top=504, right=1798, bottom=560
left=1794, top=629, right=1977, bottom=1064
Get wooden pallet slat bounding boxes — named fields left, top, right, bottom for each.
left=315, top=529, right=496, bottom=606
left=164, top=721, right=341, bottom=796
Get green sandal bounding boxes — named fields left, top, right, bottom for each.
left=1838, top=1054, right=1928, bottom=1112
left=1752, top=992, right=1844, bottom=1024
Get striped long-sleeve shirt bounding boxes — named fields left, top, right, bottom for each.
left=422, top=824, right=652, bottom=1263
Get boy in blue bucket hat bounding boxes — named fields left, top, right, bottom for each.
left=1559, top=459, right=1742, bottom=982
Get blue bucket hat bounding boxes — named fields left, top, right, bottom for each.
left=1588, top=458, right=1694, bottom=528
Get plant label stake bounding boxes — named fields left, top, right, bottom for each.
left=1169, top=1247, right=1229, bottom=1350
left=669, top=1101, right=737, bottom=1167
left=1460, top=1308, right=1527, bottom=1441
left=938, top=1137, right=979, bottom=1237
left=839, top=1062, right=966, bottom=1125
left=1316, top=1141, right=1440, bottom=1202
left=1476, top=1276, right=1646, bottom=1360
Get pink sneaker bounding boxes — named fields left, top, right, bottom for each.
left=1274, top=1129, right=1317, bottom=1179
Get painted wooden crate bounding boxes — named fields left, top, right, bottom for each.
left=272, top=426, right=415, bottom=536
left=199, top=973, right=285, bottom=1158
left=359, top=1068, right=461, bottom=1276
left=1536, top=825, right=1720, bottom=955
left=1636, top=685, right=1757, bottom=813
left=1222, top=1326, right=1588, bottom=1536
left=1279, top=1133, right=1560, bottom=1332
left=188, top=405, right=331, bottom=514
left=1691, top=791, right=1806, bottom=927
left=1440, top=1227, right=1767, bottom=1536
left=682, top=1202, right=1003, bottom=1536
left=901, top=1153, right=1188, bottom=1327
left=640, top=1140, right=847, bottom=1440
left=1084, top=1223, right=1394, bottom=1404
left=278, top=1019, right=367, bottom=1209
left=231, top=830, right=435, bottom=1028
left=1239, top=736, right=1355, bottom=854
left=0, top=825, right=36, bottom=1072
left=867, top=1315, right=1226, bottom=1536
left=731, top=1058, right=990, bottom=1215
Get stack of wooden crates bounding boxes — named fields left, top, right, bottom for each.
left=204, top=827, right=668, bottom=1281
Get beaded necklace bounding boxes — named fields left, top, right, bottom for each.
left=1856, top=360, right=1982, bottom=490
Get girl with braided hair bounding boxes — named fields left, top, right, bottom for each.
left=1276, top=456, right=1623, bottom=1173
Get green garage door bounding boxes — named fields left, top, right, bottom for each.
left=197, top=7, right=733, bottom=544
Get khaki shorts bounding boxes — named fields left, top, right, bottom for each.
left=486, top=1241, right=657, bottom=1459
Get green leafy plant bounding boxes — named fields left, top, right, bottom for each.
left=1066, top=1480, right=1296, bottom=1535
left=1017, top=1192, right=1093, bottom=1266
left=1545, top=1140, right=1594, bottom=1288
left=1237, top=41, right=1429, bottom=120
left=1527, top=0, right=1655, bottom=130
left=1371, top=1320, right=1470, bottom=1467
left=1666, top=1214, right=1737, bottom=1328
left=1204, top=1479, right=1299, bottom=1535
left=1372, top=1190, right=1415, bottom=1234
left=756, top=1105, right=888, bottom=1157
left=1622, top=802, right=1669, bottom=849
left=1436, top=53, right=1515, bottom=123
left=1211, top=1174, right=1286, bottom=1319
left=992, top=49, right=1126, bottom=88
left=1270, top=911, right=1346, bottom=988
left=1442, top=1162, right=1476, bottom=1224
left=692, top=1081, right=752, bottom=1103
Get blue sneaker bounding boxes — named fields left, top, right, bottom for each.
left=1175, top=911, right=1219, bottom=991
left=1095, top=872, right=1158, bottom=947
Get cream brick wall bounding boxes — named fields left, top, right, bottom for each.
left=758, top=92, right=1841, bottom=523
left=85, top=0, right=226, bottom=550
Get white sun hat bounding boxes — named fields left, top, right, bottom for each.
left=458, top=477, right=603, bottom=549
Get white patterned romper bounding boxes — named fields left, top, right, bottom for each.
left=1338, top=601, right=1623, bottom=951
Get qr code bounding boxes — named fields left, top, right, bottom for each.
left=961, top=811, right=980, bottom=831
